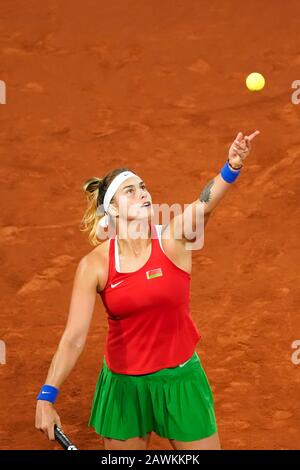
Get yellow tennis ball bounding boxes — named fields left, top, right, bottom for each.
left=246, top=72, right=265, bottom=91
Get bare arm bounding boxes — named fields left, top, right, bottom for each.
left=43, top=256, right=98, bottom=387
left=169, top=130, right=260, bottom=243
left=35, top=254, right=100, bottom=439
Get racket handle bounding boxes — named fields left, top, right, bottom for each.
left=54, top=424, right=78, bottom=450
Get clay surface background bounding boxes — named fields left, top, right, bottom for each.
left=0, top=0, right=299, bottom=449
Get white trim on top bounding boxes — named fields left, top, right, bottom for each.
left=114, top=224, right=165, bottom=273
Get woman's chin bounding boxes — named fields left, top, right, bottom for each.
left=129, top=206, right=153, bottom=219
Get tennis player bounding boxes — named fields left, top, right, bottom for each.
left=35, top=130, right=259, bottom=450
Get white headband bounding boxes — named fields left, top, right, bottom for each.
left=99, top=170, right=137, bottom=228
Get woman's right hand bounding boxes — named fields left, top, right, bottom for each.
left=34, top=255, right=99, bottom=442
left=35, top=400, right=62, bottom=440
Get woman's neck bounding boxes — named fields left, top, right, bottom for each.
left=117, top=220, right=151, bottom=257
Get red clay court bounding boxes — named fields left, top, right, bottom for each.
left=0, top=0, right=300, bottom=450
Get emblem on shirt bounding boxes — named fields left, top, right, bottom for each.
left=146, top=268, right=163, bottom=280
left=111, top=280, right=124, bottom=288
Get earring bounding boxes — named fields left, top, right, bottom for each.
left=99, top=213, right=109, bottom=228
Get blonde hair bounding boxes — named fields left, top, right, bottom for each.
left=80, top=177, right=102, bottom=246
left=80, top=167, right=132, bottom=246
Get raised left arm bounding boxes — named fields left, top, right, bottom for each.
left=200, top=130, right=260, bottom=212
left=177, top=130, right=260, bottom=241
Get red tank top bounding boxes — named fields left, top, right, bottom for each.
left=100, top=223, right=201, bottom=374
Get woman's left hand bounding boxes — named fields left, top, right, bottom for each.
left=228, top=130, right=260, bottom=169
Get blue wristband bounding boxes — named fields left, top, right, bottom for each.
left=37, top=384, right=59, bottom=404
left=220, top=159, right=242, bottom=183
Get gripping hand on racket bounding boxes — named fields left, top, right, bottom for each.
left=35, top=400, right=62, bottom=441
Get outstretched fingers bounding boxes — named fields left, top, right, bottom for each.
left=235, top=131, right=244, bottom=143
left=245, top=130, right=260, bottom=143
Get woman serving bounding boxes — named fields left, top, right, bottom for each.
left=35, top=130, right=259, bottom=450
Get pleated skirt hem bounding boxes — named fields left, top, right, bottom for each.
left=88, top=351, right=217, bottom=442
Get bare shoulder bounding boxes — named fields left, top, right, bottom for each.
left=80, top=239, right=110, bottom=292
left=159, top=223, right=192, bottom=274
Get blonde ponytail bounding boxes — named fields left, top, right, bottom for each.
left=80, top=177, right=103, bottom=246
left=79, top=167, right=133, bottom=246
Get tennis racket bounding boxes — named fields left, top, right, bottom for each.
left=54, top=424, right=78, bottom=450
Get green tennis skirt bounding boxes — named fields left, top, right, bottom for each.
left=88, top=351, right=217, bottom=442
